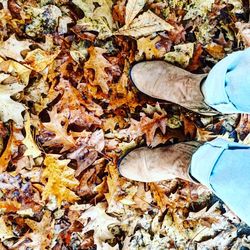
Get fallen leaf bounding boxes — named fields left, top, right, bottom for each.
left=140, top=113, right=168, bottom=146
left=24, top=48, right=60, bottom=72
left=125, top=0, right=146, bottom=27
left=84, top=47, right=112, bottom=94
left=0, top=124, right=20, bottom=172
left=42, top=107, right=76, bottom=152
left=184, top=0, right=214, bottom=20
left=206, top=43, right=225, bottom=59
left=75, top=0, right=113, bottom=39
left=25, top=211, right=53, bottom=250
left=0, top=216, right=14, bottom=241
left=0, top=59, right=31, bottom=86
left=149, top=183, right=170, bottom=211
left=42, top=155, right=79, bottom=206
left=0, top=82, right=25, bottom=127
left=22, top=112, right=41, bottom=158
left=137, top=36, right=166, bottom=59
left=0, top=34, right=31, bottom=61
left=117, top=10, right=173, bottom=38
left=236, top=22, right=250, bottom=47
left=0, top=199, right=21, bottom=213
left=164, top=43, right=194, bottom=68
left=79, top=203, right=119, bottom=249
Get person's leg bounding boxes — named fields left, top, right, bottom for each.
left=202, top=48, right=250, bottom=113
left=190, top=138, right=250, bottom=225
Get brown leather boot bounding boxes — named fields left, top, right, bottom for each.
left=119, top=141, right=203, bottom=183
left=130, top=61, right=219, bottom=116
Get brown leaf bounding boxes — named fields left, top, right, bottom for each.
left=84, top=47, right=112, bottom=94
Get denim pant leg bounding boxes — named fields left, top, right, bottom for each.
left=202, top=48, right=250, bottom=114
left=190, top=138, right=250, bottom=225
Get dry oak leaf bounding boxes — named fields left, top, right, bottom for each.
left=149, top=183, right=171, bottom=211
left=137, top=36, right=166, bottom=60
left=25, top=210, right=53, bottom=250
left=140, top=113, right=168, bottom=146
left=236, top=22, right=250, bottom=47
left=79, top=203, right=119, bottom=250
left=55, top=79, right=102, bottom=127
left=0, top=216, right=14, bottom=241
left=0, top=199, right=21, bottom=213
left=22, top=112, right=41, bottom=159
left=0, top=59, right=31, bottom=86
left=24, top=48, right=60, bottom=72
left=42, top=107, right=76, bottom=152
left=164, top=43, right=194, bottom=68
left=84, top=47, right=112, bottom=94
left=75, top=0, right=113, bottom=39
left=0, top=34, right=32, bottom=61
left=0, top=82, right=25, bottom=127
left=42, top=155, right=79, bottom=206
left=206, top=43, right=225, bottom=59
left=0, top=124, right=20, bottom=172
left=125, top=0, right=147, bottom=27
left=116, top=10, right=173, bottom=38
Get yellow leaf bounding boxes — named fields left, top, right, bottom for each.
left=84, top=47, right=112, bottom=94
left=137, top=36, right=165, bottom=59
left=22, top=112, right=41, bottom=158
left=125, top=0, right=146, bottom=27
left=117, top=10, right=173, bottom=38
left=42, top=155, right=79, bottom=206
left=24, top=48, right=60, bottom=72
left=0, top=34, right=32, bottom=61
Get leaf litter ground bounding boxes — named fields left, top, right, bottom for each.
left=0, top=0, right=249, bottom=249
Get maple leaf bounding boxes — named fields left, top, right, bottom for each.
left=117, top=10, right=173, bottom=38
left=79, top=203, right=119, bottom=250
left=0, top=34, right=32, bottom=61
left=137, top=36, right=166, bottom=60
left=0, top=82, right=26, bottom=127
left=42, top=155, right=79, bottom=206
left=24, top=48, right=60, bottom=72
left=42, top=106, right=76, bottom=152
left=125, top=0, right=146, bottom=27
left=84, top=47, right=112, bottom=94
left=25, top=211, right=53, bottom=250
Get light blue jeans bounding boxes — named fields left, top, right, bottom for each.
left=191, top=49, right=250, bottom=225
